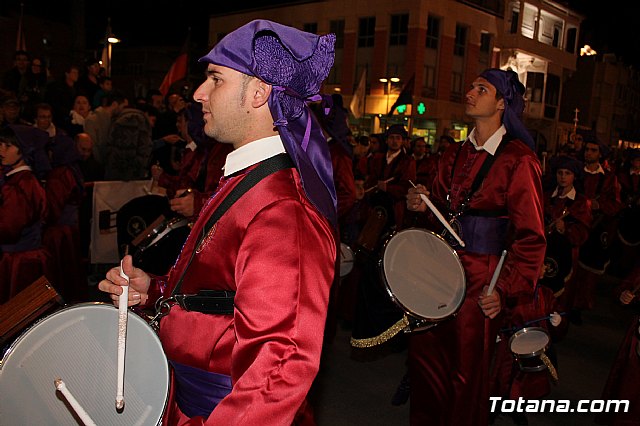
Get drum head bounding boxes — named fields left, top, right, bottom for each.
left=509, top=327, right=550, bottom=356
left=0, top=303, right=168, bottom=425
left=339, top=243, right=355, bottom=277
left=381, top=228, right=465, bottom=321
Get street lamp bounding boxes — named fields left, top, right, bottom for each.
left=379, top=76, right=399, bottom=130
left=102, top=17, right=121, bottom=77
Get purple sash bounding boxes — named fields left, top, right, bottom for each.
left=170, top=360, right=232, bottom=419
left=0, top=221, right=41, bottom=253
left=454, top=215, right=509, bottom=255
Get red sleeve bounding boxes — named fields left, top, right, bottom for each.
left=332, top=150, right=356, bottom=220
left=565, top=194, right=592, bottom=247
left=0, top=174, right=47, bottom=244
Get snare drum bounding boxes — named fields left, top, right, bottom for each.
left=0, top=303, right=169, bottom=425
left=339, top=243, right=355, bottom=277
left=133, top=216, right=191, bottom=275
left=509, top=327, right=558, bottom=381
left=381, top=228, right=465, bottom=329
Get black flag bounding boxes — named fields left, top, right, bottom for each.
left=388, top=74, right=415, bottom=115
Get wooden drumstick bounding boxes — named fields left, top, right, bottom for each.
left=487, top=250, right=507, bottom=296
left=364, top=177, right=395, bottom=193
left=409, top=180, right=465, bottom=247
left=116, top=257, right=129, bottom=411
left=54, top=378, right=97, bottom=426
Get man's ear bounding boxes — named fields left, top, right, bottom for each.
left=497, top=98, right=505, bottom=112
left=251, top=80, right=272, bottom=108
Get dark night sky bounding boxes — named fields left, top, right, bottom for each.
left=4, top=0, right=639, bottom=68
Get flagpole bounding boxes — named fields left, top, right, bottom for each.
left=361, top=68, right=367, bottom=135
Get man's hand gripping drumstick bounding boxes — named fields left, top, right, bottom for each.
left=478, top=250, right=506, bottom=319
left=406, top=181, right=465, bottom=247
left=98, top=255, right=152, bottom=410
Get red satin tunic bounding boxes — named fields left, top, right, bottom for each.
left=0, top=168, right=50, bottom=303
left=144, top=161, right=336, bottom=425
left=409, top=137, right=546, bottom=426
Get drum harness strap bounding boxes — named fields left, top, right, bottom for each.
left=447, top=136, right=510, bottom=218
left=149, top=153, right=294, bottom=328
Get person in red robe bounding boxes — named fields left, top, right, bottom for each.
left=406, top=69, right=546, bottom=426
left=99, top=20, right=337, bottom=425
left=571, top=137, right=623, bottom=320
left=364, top=124, right=416, bottom=231
left=595, top=260, right=640, bottom=426
left=491, top=155, right=587, bottom=424
left=0, top=125, right=50, bottom=303
left=42, top=132, right=86, bottom=302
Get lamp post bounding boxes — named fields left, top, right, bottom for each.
left=379, top=76, right=399, bottom=130
left=103, top=17, right=121, bottom=77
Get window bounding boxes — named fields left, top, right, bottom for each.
left=330, top=19, right=345, bottom=49
left=426, top=15, right=440, bottom=49
left=510, top=11, right=519, bottom=34
left=390, top=14, right=409, bottom=46
left=480, top=33, right=492, bottom=54
left=565, top=28, right=577, bottom=54
left=526, top=72, right=544, bottom=103
left=454, top=25, right=467, bottom=57
left=544, top=73, right=560, bottom=119
left=303, top=22, right=317, bottom=34
left=358, top=17, right=376, bottom=48
left=451, top=71, right=463, bottom=101
left=423, top=65, right=436, bottom=97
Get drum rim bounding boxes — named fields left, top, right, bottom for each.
left=138, top=216, right=191, bottom=252
left=339, top=242, right=355, bottom=277
left=0, top=302, right=169, bottom=425
left=379, top=227, right=466, bottom=322
left=508, top=326, right=550, bottom=357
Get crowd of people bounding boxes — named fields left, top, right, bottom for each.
left=1, top=20, right=639, bottom=426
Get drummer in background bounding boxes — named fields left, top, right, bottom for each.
left=570, top=135, right=623, bottom=324
left=406, top=68, right=546, bottom=426
left=314, top=94, right=356, bottom=342
left=596, top=260, right=640, bottom=426
left=545, top=155, right=592, bottom=295
left=152, top=102, right=232, bottom=218
left=364, top=124, right=415, bottom=230
left=610, top=148, right=640, bottom=277
left=0, top=125, right=50, bottom=303
left=491, top=155, right=588, bottom=424
left=99, top=20, right=337, bottom=425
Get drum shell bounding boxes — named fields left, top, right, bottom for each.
left=339, top=243, right=355, bottom=277
left=509, top=327, right=550, bottom=373
left=379, top=228, right=466, bottom=325
left=0, top=303, right=169, bottom=425
left=617, top=206, right=640, bottom=247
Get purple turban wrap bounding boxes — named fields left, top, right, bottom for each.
left=551, top=155, right=582, bottom=178
left=479, top=68, right=535, bottom=151
left=199, top=20, right=337, bottom=226
left=4, top=125, right=51, bottom=179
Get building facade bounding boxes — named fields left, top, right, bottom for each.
left=208, top=0, right=583, bottom=152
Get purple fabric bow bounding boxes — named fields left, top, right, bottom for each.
left=479, top=69, right=535, bottom=151
left=199, top=20, right=338, bottom=226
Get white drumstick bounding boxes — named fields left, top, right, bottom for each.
left=54, top=378, right=97, bottom=426
left=487, top=250, right=507, bottom=296
left=116, top=259, right=129, bottom=411
left=409, top=180, right=465, bottom=247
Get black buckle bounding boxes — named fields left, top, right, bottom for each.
left=175, top=290, right=235, bottom=315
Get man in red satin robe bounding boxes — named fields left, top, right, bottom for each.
left=406, top=69, right=546, bottom=425
left=99, top=20, right=337, bottom=425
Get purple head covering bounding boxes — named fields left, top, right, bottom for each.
left=199, top=19, right=337, bottom=226
left=479, top=68, right=535, bottom=151
left=552, top=155, right=582, bottom=178
left=4, top=125, right=52, bottom=179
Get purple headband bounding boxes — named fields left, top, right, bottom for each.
left=479, top=68, right=535, bottom=151
left=199, top=20, right=337, bottom=226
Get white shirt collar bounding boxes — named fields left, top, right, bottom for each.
left=551, top=186, right=576, bottom=200
left=224, top=135, right=286, bottom=177
left=6, top=165, right=32, bottom=176
left=468, top=125, right=507, bottom=155
left=386, top=149, right=401, bottom=164
left=584, top=164, right=605, bottom=175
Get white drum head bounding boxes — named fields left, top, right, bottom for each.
left=339, top=243, right=355, bottom=277
left=381, top=228, right=465, bottom=320
left=510, top=327, right=550, bottom=355
left=0, top=303, right=168, bottom=425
